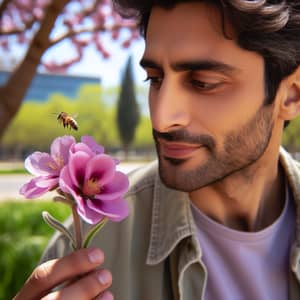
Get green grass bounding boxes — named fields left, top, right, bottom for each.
left=0, top=201, right=71, bottom=300
left=0, top=169, right=27, bottom=175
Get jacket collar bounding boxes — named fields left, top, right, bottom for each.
left=146, top=167, right=197, bottom=265
left=146, top=148, right=300, bottom=281
left=278, top=148, right=300, bottom=281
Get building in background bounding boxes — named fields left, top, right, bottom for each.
left=0, top=71, right=100, bottom=102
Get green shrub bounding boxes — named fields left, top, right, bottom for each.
left=0, top=201, right=70, bottom=300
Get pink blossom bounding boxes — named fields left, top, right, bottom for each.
left=59, top=151, right=129, bottom=224
left=20, top=135, right=129, bottom=226
left=74, top=136, right=119, bottom=165
left=81, top=136, right=104, bottom=154
left=71, top=135, right=104, bottom=156
left=20, top=136, right=75, bottom=198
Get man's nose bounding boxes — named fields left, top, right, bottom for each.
left=150, top=79, right=190, bottom=132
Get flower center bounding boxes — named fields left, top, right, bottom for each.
left=83, top=177, right=101, bottom=196
left=47, top=161, right=59, bottom=170
left=54, top=154, right=65, bottom=168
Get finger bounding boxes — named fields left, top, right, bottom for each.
left=94, top=290, right=114, bottom=300
left=41, top=269, right=112, bottom=300
left=13, top=248, right=104, bottom=300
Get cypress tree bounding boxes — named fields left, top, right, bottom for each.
left=116, top=56, right=140, bottom=159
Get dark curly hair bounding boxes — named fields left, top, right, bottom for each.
left=113, top=0, right=300, bottom=112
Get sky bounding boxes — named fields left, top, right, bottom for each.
left=1, top=21, right=147, bottom=88
left=49, top=36, right=151, bottom=114
left=44, top=34, right=148, bottom=88
left=1, top=24, right=150, bottom=112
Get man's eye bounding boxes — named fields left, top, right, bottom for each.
left=144, top=76, right=162, bottom=87
left=190, top=79, right=220, bottom=91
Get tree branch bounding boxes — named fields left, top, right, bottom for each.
left=49, top=22, right=136, bottom=47
left=49, top=24, right=105, bottom=46
left=0, top=17, right=36, bottom=36
left=79, top=0, right=102, bottom=19
left=0, top=0, right=10, bottom=22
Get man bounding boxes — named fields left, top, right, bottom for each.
left=14, top=1, right=300, bottom=299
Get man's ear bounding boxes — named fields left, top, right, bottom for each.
left=279, top=66, right=300, bottom=121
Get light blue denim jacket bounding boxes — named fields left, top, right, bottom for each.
left=42, top=148, right=300, bottom=299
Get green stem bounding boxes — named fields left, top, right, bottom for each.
left=53, top=195, right=73, bottom=206
left=71, top=204, right=82, bottom=249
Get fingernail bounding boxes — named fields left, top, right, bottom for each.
left=98, top=270, right=111, bottom=285
left=44, top=294, right=56, bottom=300
left=99, top=291, right=113, bottom=300
left=88, top=248, right=103, bottom=264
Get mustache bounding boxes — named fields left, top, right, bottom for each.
left=152, top=129, right=215, bottom=150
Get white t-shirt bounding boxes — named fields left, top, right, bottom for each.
left=191, top=186, right=296, bottom=300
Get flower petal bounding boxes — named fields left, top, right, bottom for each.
left=35, top=177, right=59, bottom=188
left=50, top=135, right=76, bottom=167
left=68, top=151, right=91, bottom=188
left=74, top=196, right=104, bottom=224
left=84, top=154, right=116, bottom=186
left=81, top=136, right=104, bottom=154
left=59, top=165, right=76, bottom=194
left=87, top=197, right=129, bottom=222
left=113, top=158, right=120, bottom=165
left=19, top=176, right=57, bottom=199
left=70, top=142, right=94, bottom=156
left=25, top=152, right=59, bottom=176
left=96, top=171, right=129, bottom=201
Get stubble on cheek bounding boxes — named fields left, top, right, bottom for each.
left=154, top=104, right=274, bottom=192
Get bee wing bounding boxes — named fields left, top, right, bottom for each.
left=49, top=113, right=60, bottom=119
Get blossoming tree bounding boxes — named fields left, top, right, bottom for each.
left=0, top=0, right=139, bottom=140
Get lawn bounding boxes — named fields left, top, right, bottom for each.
left=0, top=201, right=70, bottom=300
left=0, top=169, right=27, bottom=175
left=0, top=161, right=26, bottom=175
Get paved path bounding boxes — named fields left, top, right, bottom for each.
left=0, top=162, right=146, bottom=201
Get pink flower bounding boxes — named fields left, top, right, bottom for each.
left=20, top=135, right=130, bottom=249
left=71, top=136, right=105, bottom=156
left=20, top=136, right=76, bottom=198
left=20, top=135, right=130, bottom=226
left=59, top=151, right=129, bottom=224
left=81, top=136, right=105, bottom=154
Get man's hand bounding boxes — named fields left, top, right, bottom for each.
left=13, top=248, right=113, bottom=300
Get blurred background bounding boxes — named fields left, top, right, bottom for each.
left=0, top=0, right=300, bottom=299
left=0, top=0, right=155, bottom=163
left=0, top=0, right=153, bottom=298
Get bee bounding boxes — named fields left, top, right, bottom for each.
left=57, top=112, right=78, bottom=131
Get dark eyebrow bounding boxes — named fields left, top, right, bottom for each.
left=140, top=58, right=161, bottom=70
left=140, top=58, right=238, bottom=75
left=172, top=60, right=238, bottom=74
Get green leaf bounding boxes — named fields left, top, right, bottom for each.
left=83, top=218, right=108, bottom=248
left=42, top=211, right=75, bottom=249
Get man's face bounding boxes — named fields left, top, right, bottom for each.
left=140, top=2, right=275, bottom=191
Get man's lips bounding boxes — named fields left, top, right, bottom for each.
left=158, top=140, right=202, bottom=159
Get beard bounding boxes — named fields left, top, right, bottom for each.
left=153, top=104, right=274, bottom=192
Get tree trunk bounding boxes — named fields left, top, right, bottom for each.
left=0, top=0, right=70, bottom=141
